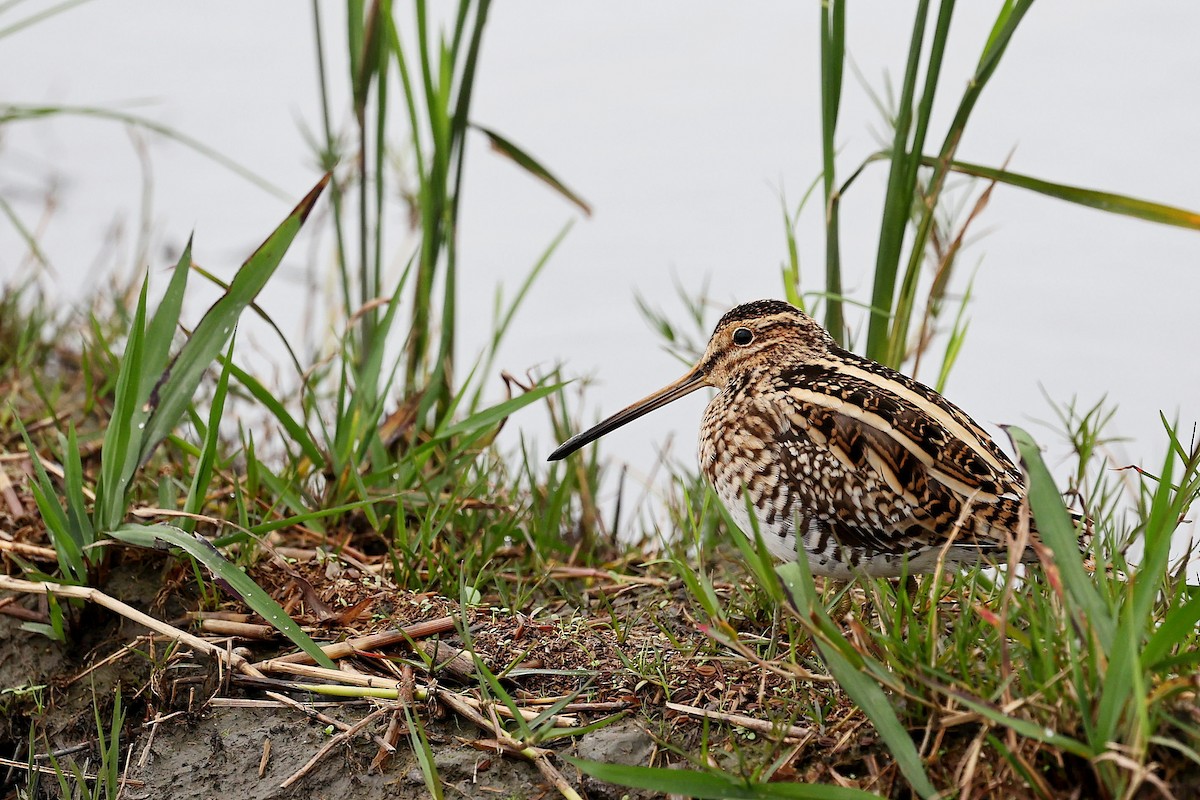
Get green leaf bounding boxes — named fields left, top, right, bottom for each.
left=1130, top=428, right=1180, bottom=633
left=181, top=336, right=236, bottom=533
left=819, top=0, right=846, bottom=338
left=718, top=490, right=785, bottom=606
left=1095, top=609, right=1144, bottom=750
left=0, top=104, right=287, bottom=199
left=473, top=125, right=592, bottom=217
left=95, top=276, right=150, bottom=531
left=332, top=273, right=407, bottom=469
left=675, top=557, right=725, bottom=625
left=60, top=424, right=94, bottom=553
left=222, top=357, right=324, bottom=466
left=931, top=156, right=1200, bottom=231
left=567, top=758, right=880, bottom=799
left=777, top=562, right=937, bottom=799
left=138, top=175, right=328, bottom=467
left=432, top=383, right=562, bottom=443
left=109, top=523, right=336, bottom=669
left=402, top=701, right=444, bottom=800
left=351, top=2, right=385, bottom=124
left=139, top=240, right=193, bottom=402
left=24, top=475, right=69, bottom=557
left=1005, top=425, right=1114, bottom=649
left=866, top=0, right=934, bottom=361
left=885, top=0, right=1034, bottom=367
left=21, top=437, right=83, bottom=582
left=1144, top=589, right=1200, bottom=669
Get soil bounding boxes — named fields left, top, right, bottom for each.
left=119, top=708, right=655, bottom=800
left=0, top=550, right=835, bottom=800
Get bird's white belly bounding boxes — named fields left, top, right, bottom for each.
left=714, top=481, right=800, bottom=564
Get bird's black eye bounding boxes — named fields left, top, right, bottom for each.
left=732, top=327, right=754, bottom=346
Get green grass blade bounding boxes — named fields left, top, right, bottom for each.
left=95, top=276, right=149, bottom=532
left=20, top=426, right=85, bottom=583
left=181, top=337, right=235, bottom=533
left=351, top=1, right=383, bottom=125
left=1095, top=611, right=1147, bottom=754
left=345, top=0, right=365, bottom=82
left=456, top=580, right=533, bottom=743
left=819, top=0, right=846, bottom=339
left=567, top=758, right=880, bottom=799
left=1130, top=429, right=1179, bottom=632
left=239, top=495, right=389, bottom=539
left=719, top=493, right=786, bottom=606
left=1006, top=425, right=1114, bottom=649
left=930, top=157, right=1200, bottom=230
left=402, top=701, right=444, bottom=800
left=95, top=687, right=123, bottom=800
left=818, top=644, right=935, bottom=797
left=185, top=261, right=309, bottom=380
left=883, top=0, right=956, bottom=367
left=139, top=239, right=192, bottom=402
left=0, top=192, right=53, bottom=269
left=942, top=1, right=1034, bottom=149
left=431, top=383, right=562, bottom=443
left=777, top=562, right=937, bottom=799
left=1144, top=589, right=1200, bottom=669
left=675, top=557, right=726, bottom=625
left=473, top=125, right=591, bottom=216
left=866, top=0, right=931, bottom=360
left=1138, top=418, right=1200, bottom=668
left=0, top=0, right=97, bottom=40
left=60, top=425, right=94, bottom=553
left=109, top=523, right=336, bottom=669
left=222, top=357, right=324, bottom=466
left=934, top=277, right=972, bottom=393
left=467, top=638, right=533, bottom=742
left=472, top=220, right=572, bottom=410
left=886, top=0, right=1034, bottom=366
left=333, top=273, right=406, bottom=468
left=45, top=743, right=76, bottom=797
left=825, top=643, right=934, bottom=796
left=138, top=175, right=329, bottom=467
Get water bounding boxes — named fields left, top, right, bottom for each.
left=2, top=2, right=1198, bottom=562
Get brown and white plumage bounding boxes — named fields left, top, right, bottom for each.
left=550, top=299, right=1055, bottom=577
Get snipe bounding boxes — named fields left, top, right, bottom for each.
left=549, top=299, right=1055, bottom=578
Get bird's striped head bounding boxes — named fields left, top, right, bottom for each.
left=547, top=299, right=832, bottom=461
left=698, top=299, right=834, bottom=387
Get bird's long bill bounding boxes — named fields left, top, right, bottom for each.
left=547, top=365, right=707, bottom=461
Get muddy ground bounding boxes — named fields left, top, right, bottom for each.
left=0, top=551, right=869, bottom=800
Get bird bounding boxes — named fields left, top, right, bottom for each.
left=548, top=298, right=1062, bottom=578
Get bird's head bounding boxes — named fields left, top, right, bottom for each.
left=548, top=299, right=832, bottom=460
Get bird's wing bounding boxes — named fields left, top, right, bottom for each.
left=771, top=356, right=1025, bottom=504
left=746, top=362, right=1028, bottom=554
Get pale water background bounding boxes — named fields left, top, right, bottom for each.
left=2, top=3, right=1198, bottom=562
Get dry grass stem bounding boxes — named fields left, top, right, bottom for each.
left=0, top=757, right=146, bottom=788
left=279, top=704, right=392, bottom=789
left=199, top=619, right=276, bottom=638
left=433, top=688, right=584, bottom=800
left=262, top=690, right=395, bottom=753
left=0, top=575, right=264, bottom=678
left=0, top=537, right=57, bottom=561
left=665, top=701, right=814, bottom=741
left=252, top=615, right=457, bottom=668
